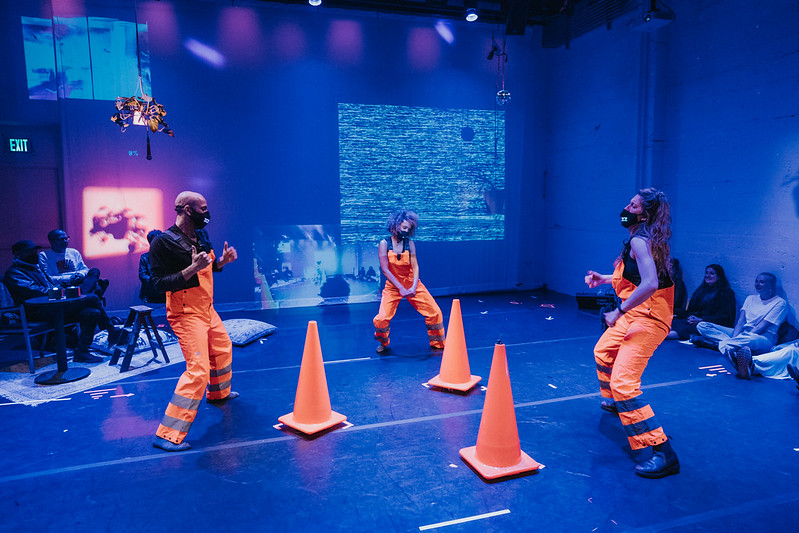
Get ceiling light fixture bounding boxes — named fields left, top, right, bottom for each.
left=465, top=0, right=478, bottom=22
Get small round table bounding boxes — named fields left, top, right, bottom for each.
left=26, top=295, right=92, bottom=385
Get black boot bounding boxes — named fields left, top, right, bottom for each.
left=600, top=399, right=618, bottom=414
left=635, top=438, right=680, bottom=478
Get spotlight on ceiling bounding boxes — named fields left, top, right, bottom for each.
left=464, top=0, right=478, bottom=22
left=309, top=0, right=322, bottom=6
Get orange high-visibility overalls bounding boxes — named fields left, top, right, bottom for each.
left=373, top=242, right=445, bottom=349
left=594, top=253, right=674, bottom=450
left=156, top=250, right=233, bottom=445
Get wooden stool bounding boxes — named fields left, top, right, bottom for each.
left=109, top=305, right=170, bottom=372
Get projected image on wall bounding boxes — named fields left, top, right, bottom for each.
left=254, top=225, right=380, bottom=309
left=339, top=103, right=505, bottom=244
left=21, top=16, right=150, bottom=100
left=83, top=187, right=163, bottom=258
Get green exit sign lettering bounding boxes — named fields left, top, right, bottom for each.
left=9, top=138, right=31, bottom=152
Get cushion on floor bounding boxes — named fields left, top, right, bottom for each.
left=222, top=318, right=277, bottom=346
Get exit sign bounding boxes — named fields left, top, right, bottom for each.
left=9, top=138, right=31, bottom=152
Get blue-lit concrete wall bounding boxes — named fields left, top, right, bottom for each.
left=542, top=0, right=799, bottom=308
left=4, top=0, right=797, bottom=312
left=0, top=0, right=543, bottom=310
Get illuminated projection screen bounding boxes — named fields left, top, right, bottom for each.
left=338, top=104, right=505, bottom=244
left=21, top=16, right=150, bottom=101
left=82, top=187, right=163, bottom=259
left=253, top=225, right=380, bottom=309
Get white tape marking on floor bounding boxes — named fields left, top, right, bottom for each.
left=325, top=357, right=371, bottom=365
left=419, top=509, right=510, bottom=531
left=0, top=397, right=71, bottom=407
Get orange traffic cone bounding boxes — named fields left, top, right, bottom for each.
left=427, top=299, right=481, bottom=392
left=459, top=342, right=543, bottom=480
left=278, top=321, right=347, bottom=435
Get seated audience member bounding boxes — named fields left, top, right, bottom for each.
left=668, top=264, right=736, bottom=340
left=747, top=340, right=799, bottom=381
left=5, top=240, right=115, bottom=363
left=39, top=229, right=109, bottom=297
left=695, top=272, right=788, bottom=379
left=669, top=258, right=687, bottom=315
left=138, top=230, right=166, bottom=303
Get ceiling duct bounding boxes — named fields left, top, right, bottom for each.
left=505, top=0, right=531, bottom=36
left=542, top=0, right=636, bottom=48
left=256, top=1, right=574, bottom=29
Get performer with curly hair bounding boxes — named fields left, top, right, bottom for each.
left=584, top=188, right=680, bottom=478
left=373, top=210, right=445, bottom=354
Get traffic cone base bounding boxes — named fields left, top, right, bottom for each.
left=459, top=342, right=543, bottom=481
left=278, top=410, right=347, bottom=436
left=427, top=373, right=481, bottom=392
left=277, top=321, right=347, bottom=436
left=429, top=299, right=481, bottom=392
left=459, top=445, right=542, bottom=480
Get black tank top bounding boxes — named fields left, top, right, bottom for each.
left=384, top=236, right=408, bottom=260
left=621, top=241, right=674, bottom=290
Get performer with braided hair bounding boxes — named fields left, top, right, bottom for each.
left=584, top=188, right=680, bottom=478
left=373, top=209, right=445, bottom=354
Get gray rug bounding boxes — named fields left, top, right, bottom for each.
left=0, top=343, right=185, bottom=404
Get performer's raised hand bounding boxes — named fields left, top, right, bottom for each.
left=218, top=241, right=238, bottom=267
left=585, top=270, right=609, bottom=288
left=191, top=245, right=212, bottom=270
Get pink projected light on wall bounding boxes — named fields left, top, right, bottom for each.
left=219, top=6, right=264, bottom=62
left=407, top=27, right=440, bottom=71
left=83, top=187, right=163, bottom=259
left=141, top=0, right=180, bottom=54
left=51, top=0, right=86, bottom=17
left=327, top=20, right=363, bottom=66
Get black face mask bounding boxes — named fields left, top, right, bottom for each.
left=398, top=230, right=410, bottom=239
left=620, top=208, right=641, bottom=228
left=188, top=208, right=210, bottom=229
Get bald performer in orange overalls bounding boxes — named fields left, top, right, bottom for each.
left=150, top=191, right=238, bottom=452
left=373, top=210, right=445, bottom=354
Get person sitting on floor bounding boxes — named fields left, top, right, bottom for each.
left=694, top=272, right=788, bottom=379
left=139, top=230, right=166, bottom=304
left=746, top=337, right=799, bottom=381
left=667, top=264, right=736, bottom=340
left=39, top=229, right=109, bottom=298
left=4, top=240, right=117, bottom=363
